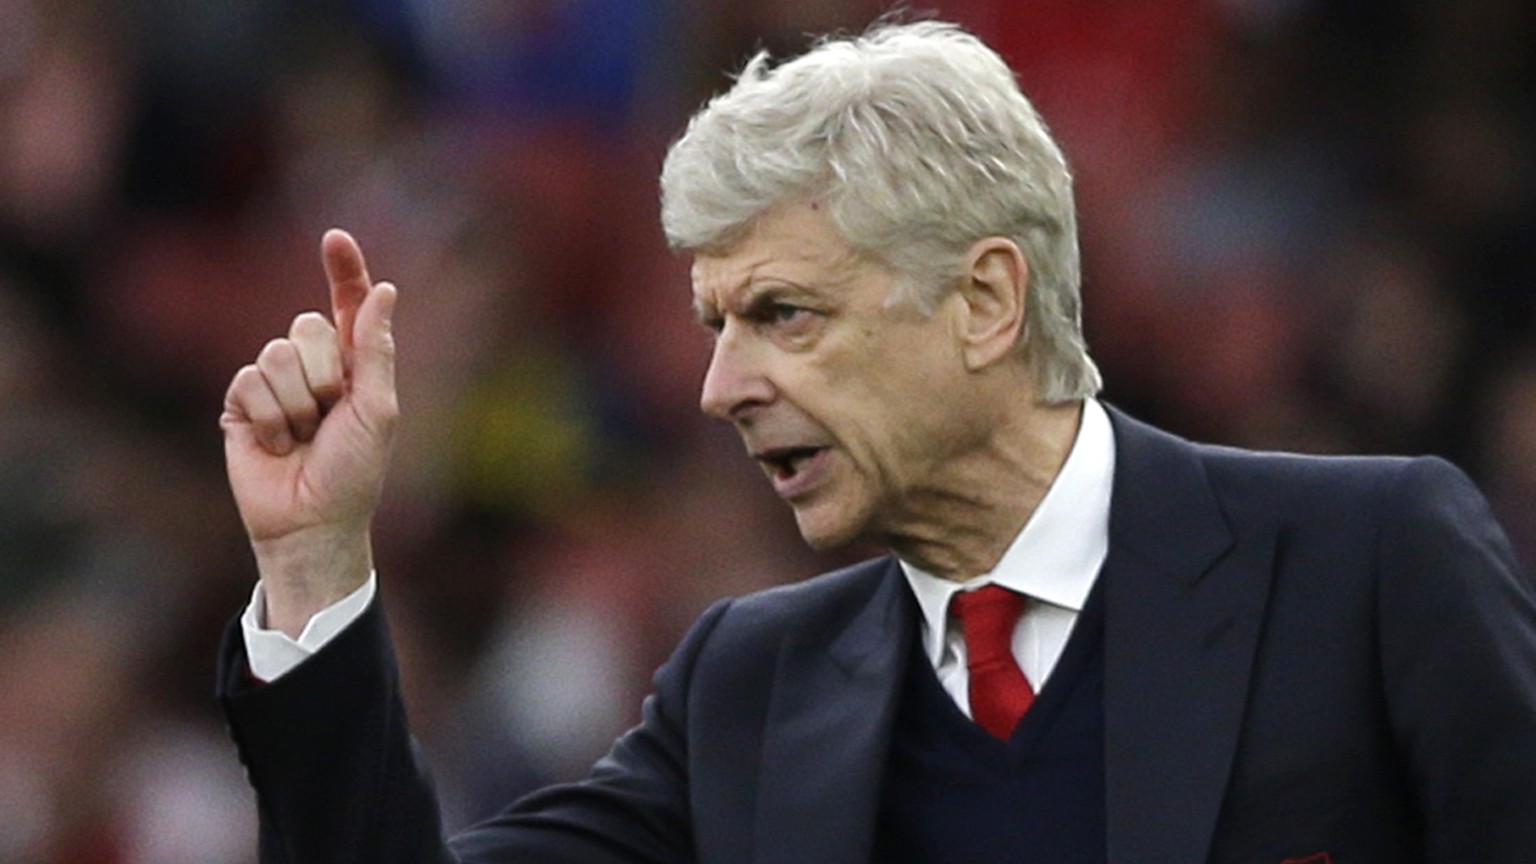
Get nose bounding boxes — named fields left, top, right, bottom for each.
left=699, top=325, right=774, bottom=421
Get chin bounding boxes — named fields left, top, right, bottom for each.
left=791, top=503, right=868, bottom=551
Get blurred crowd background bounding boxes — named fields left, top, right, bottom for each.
left=1, top=0, right=1532, bottom=861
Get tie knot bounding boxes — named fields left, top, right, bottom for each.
left=952, top=585, right=1027, bottom=666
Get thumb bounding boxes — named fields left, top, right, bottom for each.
left=349, top=281, right=399, bottom=428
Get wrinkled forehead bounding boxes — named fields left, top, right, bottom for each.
left=688, top=202, right=870, bottom=311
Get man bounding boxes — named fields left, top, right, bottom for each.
left=218, top=20, right=1536, bottom=864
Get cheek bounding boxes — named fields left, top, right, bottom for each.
left=835, top=398, right=938, bottom=486
left=797, top=328, right=961, bottom=450
left=869, top=368, right=976, bottom=469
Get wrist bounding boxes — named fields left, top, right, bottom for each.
left=252, top=523, right=373, bottom=638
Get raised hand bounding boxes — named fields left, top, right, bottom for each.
left=221, top=230, right=398, bottom=636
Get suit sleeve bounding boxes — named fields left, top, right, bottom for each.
left=1375, top=457, right=1536, bottom=863
left=218, top=590, right=732, bottom=864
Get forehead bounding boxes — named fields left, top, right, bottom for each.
left=690, top=202, right=866, bottom=310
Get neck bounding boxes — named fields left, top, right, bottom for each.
left=887, top=399, right=1084, bottom=582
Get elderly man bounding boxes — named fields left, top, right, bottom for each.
left=218, top=20, right=1536, bottom=864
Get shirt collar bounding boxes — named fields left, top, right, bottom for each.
left=898, top=398, right=1116, bottom=666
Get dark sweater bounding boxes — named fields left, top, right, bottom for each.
left=871, top=586, right=1107, bottom=863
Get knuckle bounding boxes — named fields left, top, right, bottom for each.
left=226, top=364, right=263, bottom=399
left=289, top=311, right=334, bottom=339
left=230, top=362, right=261, bottom=386
left=256, top=338, right=297, bottom=370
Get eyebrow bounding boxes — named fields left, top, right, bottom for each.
left=693, top=276, right=821, bottom=329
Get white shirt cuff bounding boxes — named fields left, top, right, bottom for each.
left=241, top=574, right=377, bottom=682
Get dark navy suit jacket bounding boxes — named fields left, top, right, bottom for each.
left=219, top=408, right=1536, bottom=863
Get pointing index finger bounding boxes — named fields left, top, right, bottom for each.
left=321, top=228, right=372, bottom=357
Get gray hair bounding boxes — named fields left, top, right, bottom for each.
left=659, top=20, right=1101, bottom=402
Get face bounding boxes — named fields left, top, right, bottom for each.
left=692, top=202, right=984, bottom=549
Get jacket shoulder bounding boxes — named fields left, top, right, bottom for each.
left=710, top=556, right=898, bottom=641
left=1109, top=404, right=1466, bottom=514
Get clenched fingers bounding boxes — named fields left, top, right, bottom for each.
left=255, top=338, right=323, bottom=443
left=224, top=364, right=295, bottom=456
left=288, top=311, right=345, bottom=408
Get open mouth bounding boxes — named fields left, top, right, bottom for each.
left=758, top=446, right=827, bottom=481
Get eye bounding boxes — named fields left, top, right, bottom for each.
left=770, top=303, right=809, bottom=325
left=756, top=301, right=823, bottom=343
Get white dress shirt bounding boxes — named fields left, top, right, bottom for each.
left=245, top=399, right=1115, bottom=688
left=242, top=572, right=375, bottom=681
left=898, top=397, right=1114, bottom=716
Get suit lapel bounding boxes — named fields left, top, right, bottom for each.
left=754, top=559, right=911, bottom=864
left=1101, top=408, right=1278, bottom=864
left=750, top=408, right=1276, bottom=863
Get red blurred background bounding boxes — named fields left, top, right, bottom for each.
left=1, top=1, right=1532, bottom=860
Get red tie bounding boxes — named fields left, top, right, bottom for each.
left=952, top=585, right=1035, bottom=740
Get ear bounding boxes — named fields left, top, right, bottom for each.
left=955, top=237, right=1027, bottom=371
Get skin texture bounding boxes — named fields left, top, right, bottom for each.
left=221, top=230, right=398, bottom=637
left=691, top=201, right=1082, bottom=580
left=221, top=209, right=1082, bottom=640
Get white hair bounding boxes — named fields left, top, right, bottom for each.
left=659, top=20, right=1101, bottom=402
